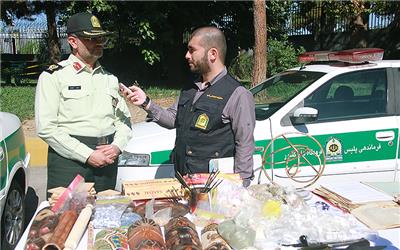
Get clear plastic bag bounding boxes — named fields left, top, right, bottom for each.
left=52, top=174, right=88, bottom=214
left=92, top=195, right=130, bottom=228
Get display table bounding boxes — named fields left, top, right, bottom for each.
left=17, top=189, right=400, bottom=249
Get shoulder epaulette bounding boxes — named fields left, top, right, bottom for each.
left=44, top=64, right=63, bottom=73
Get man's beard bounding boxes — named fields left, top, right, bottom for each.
left=190, top=53, right=210, bottom=75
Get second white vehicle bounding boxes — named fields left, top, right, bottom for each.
left=117, top=48, right=400, bottom=188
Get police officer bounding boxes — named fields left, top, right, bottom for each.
left=35, top=12, right=132, bottom=194
left=122, top=26, right=255, bottom=187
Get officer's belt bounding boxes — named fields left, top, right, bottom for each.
left=70, top=133, right=115, bottom=146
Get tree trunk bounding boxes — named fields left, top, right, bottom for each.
left=349, top=0, right=370, bottom=48
left=252, top=0, right=267, bottom=87
left=45, top=1, right=61, bottom=64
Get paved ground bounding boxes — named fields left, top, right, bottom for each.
left=24, top=166, right=47, bottom=228
left=27, top=166, right=47, bottom=203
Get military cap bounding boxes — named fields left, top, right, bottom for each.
left=66, top=12, right=112, bottom=37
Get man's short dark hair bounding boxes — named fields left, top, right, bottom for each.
left=190, top=26, right=227, bottom=63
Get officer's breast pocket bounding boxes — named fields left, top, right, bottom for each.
left=61, top=88, right=89, bottom=114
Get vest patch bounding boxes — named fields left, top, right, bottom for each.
left=195, top=113, right=209, bottom=130
left=207, top=94, right=223, bottom=100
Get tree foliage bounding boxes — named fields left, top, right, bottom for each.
left=291, top=1, right=399, bottom=48
left=0, top=0, right=295, bottom=84
left=229, top=36, right=305, bottom=82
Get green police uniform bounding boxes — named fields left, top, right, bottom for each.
left=35, top=54, right=132, bottom=193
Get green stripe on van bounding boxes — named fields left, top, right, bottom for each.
left=263, top=129, right=397, bottom=169
left=1, top=127, right=26, bottom=190
left=151, top=150, right=172, bottom=164
left=149, top=129, right=398, bottom=168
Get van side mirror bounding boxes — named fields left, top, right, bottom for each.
left=290, top=107, right=318, bottom=125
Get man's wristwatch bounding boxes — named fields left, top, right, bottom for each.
left=141, top=96, right=150, bottom=108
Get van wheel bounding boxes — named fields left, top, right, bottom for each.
left=1, top=181, right=25, bottom=250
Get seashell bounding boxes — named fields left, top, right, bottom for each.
left=164, top=216, right=202, bottom=250
left=201, top=223, right=232, bottom=250
left=128, top=218, right=165, bottom=250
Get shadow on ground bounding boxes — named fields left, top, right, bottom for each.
left=24, top=187, right=38, bottom=228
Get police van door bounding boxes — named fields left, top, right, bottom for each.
left=0, top=128, right=8, bottom=200
left=267, top=67, right=398, bottom=183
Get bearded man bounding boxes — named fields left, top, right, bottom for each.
left=123, top=26, right=255, bottom=187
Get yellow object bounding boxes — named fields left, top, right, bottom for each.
left=25, top=137, right=48, bottom=167
left=262, top=200, right=282, bottom=218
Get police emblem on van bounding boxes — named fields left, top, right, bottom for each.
left=325, top=137, right=343, bottom=161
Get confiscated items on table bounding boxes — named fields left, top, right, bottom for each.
left=122, top=178, right=184, bottom=200
left=50, top=175, right=93, bottom=213
left=201, top=223, right=232, bottom=250
left=120, top=206, right=142, bottom=227
left=92, top=196, right=131, bottom=229
left=164, top=216, right=202, bottom=250
left=217, top=219, right=255, bottom=250
left=127, top=218, right=166, bottom=249
left=48, top=182, right=96, bottom=207
left=132, top=199, right=189, bottom=218
left=25, top=207, right=58, bottom=250
left=97, top=189, right=121, bottom=197
left=94, top=228, right=128, bottom=250
left=64, top=204, right=94, bottom=250
left=43, top=210, right=78, bottom=250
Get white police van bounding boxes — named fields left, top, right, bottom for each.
left=0, top=112, right=30, bottom=249
left=117, top=48, right=400, bottom=188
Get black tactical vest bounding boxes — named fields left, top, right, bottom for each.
left=173, top=74, right=241, bottom=175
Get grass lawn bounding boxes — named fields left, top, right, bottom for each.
left=0, top=85, right=179, bottom=121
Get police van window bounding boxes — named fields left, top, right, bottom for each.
left=304, top=68, right=387, bottom=122
left=252, top=71, right=325, bottom=120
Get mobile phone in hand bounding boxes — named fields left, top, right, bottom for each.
left=119, top=83, right=133, bottom=95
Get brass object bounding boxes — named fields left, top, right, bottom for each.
left=262, top=132, right=326, bottom=188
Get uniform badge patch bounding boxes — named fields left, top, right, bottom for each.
left=195, top=113, right=209, bottom=130
left=325, top=137, right=343, bottom=161
left=73, top=62, right=82, bottom=71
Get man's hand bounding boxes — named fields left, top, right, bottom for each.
left=87, top=144, right=120, bottom=168
left=87, top=149, right=114, bottom=168
left=96, top=144, right=120, bottom=161
left=123, top=85, right=147, bottom=106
